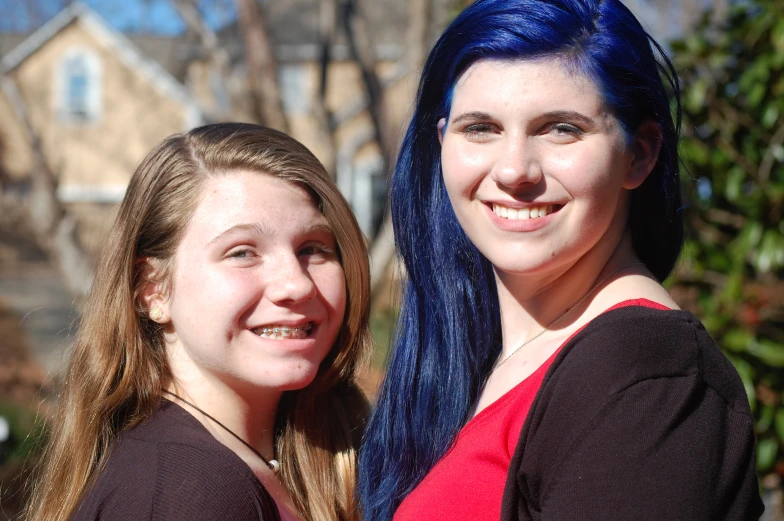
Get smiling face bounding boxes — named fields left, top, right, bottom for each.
left=157, top=171, right=346, bottom=393
left=439, top=58, right=645, bottom=281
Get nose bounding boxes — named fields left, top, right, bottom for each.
left=264, top=254, right=318, bottom=304
left=489, top=138, right=543, bottom=188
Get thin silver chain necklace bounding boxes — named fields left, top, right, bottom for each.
left=490, top=262, right=645, bottom=373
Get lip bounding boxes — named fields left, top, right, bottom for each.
left=481, top=201, right=562, bottom=232
left=249, top=317, right=317, bottom=330
left=249, top=329, right=319, bottom=351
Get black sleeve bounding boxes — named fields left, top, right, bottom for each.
left=536, top=375, right=761, bottom=521
left=149, top=444, right=281, bottom=521
left=501, top=308, right=764, bottom=521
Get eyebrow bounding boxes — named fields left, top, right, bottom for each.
left=449, top=111, right=493, bottom=126
left=302, top=224, right=335, bottom=237
left=206, top=222, right=335, bottom=246
left=207, top=223, right=273, bottom=246
left=449, top=110, right=597, bottom=127
left=541, top=110, right=597, bottom=125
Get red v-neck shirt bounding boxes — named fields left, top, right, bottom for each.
left=393, top=299, right=669, bottom=521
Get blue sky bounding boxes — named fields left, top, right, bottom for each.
left=0, top=0, right=237, bottom=35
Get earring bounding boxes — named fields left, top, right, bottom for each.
left=150, top=307, right=163, bottom=321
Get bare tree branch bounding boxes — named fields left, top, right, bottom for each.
left=364, top=0, right=433, bottom=291
left=313, top=0, right=338, bottom=176
left=758, top=122, right=784, bottom=186
left=234, top=0, right=289, bottom=132
left=406, top=0, right=431, bottom=74
left=0, top=75, right=93, bottom=298
left=338, top=0, right=394, bottom=161
left=173, top=0, right=234, bottom=121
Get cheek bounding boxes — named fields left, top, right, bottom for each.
left=441, top=141, right=491, bottom=196
left=316, top=266, right=347, bottom=319
left=548, top=150, right=621, bottom=198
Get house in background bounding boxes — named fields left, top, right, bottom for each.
left=0, top=3, right=204, bottom=251
left=0, top=3, right=203, bottom=200
left=0, top=0, right=452, bottom=244
left=0, top=0, right=440, bottom=374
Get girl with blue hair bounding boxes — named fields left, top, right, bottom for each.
left=359, top=1, right=763, bottom=520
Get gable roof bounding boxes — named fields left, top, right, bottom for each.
left=1, top=2, right=202, bottom=123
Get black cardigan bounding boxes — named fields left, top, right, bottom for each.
left=73, top=400, right=280, bottom=521
left=500, top=306, right=764, bottom=521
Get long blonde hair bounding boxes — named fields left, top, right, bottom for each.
left=26, top=123, right=372, bottom=521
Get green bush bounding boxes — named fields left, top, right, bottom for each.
left=670, top=0, right=784, bottom=475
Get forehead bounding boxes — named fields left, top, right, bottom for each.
left=449, top=58, right=606, bottom=115
left=186, top=171, right=326, bottom=240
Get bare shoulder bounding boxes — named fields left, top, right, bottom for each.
left=597, top=272, right=680, bottom=311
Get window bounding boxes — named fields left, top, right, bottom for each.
left=58, top=48, right=102, bottom=123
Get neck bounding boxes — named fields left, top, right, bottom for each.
left=494, top=231, right=641, bottom=354
left=164, top=367, right=281, bottom=462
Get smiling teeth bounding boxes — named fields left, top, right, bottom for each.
left=493, top=204, right=553, bottom=220
left=253, top=323, right=313, bottom=340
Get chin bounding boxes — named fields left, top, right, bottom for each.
left=485, top=254, right=553, bottom=277
left=268, top=364, right=322, bottom=392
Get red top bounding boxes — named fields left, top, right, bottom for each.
left=393, top=299, right=670, bottom=521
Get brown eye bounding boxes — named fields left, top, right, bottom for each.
left=298, top=243, right=335, bottom=259
left=464, top=123, right=494, bottom=134
left=228, top=248, right=252, bottom=259
left=551, top=123, right=582, bottom=135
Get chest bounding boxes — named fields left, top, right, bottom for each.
left=393, top=352, right=557, bottom=521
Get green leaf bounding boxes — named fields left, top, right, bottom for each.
left=725, top=167, right=746, bottom=203
left=751, top=340, right=784, bottom=368
left=771, top=17, right=784, bottom=52
left=748, top=82, right=767, bottom=108
left=720, top=270, right=744, bottom=303
left=727, top=355, right=756, bottom=410
left=762, top=104, right=780, bottom=128
left=723, top=328, right=755, bottom=352
left=759, top=403, right=775, bottom=433
left=754, top=230, right=783, bottom=272
left=757, top=437, right=779, bottom=472
left=685, top=78, right=709, bottom=113
left=730, top=221, right=763, bottom=264
left=681, top=139, right=711, bottom=167
left=775, top=409, right=784, bottom=444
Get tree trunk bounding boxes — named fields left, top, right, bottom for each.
left=362, top=0, right=433, bottom=292
left=0, top=75, right=93, bottom=298
left=234, top=0, right=289, bottom=132
left=173, top=0, right=235, bottom=122
left=338, top=0, right=394, bottom=161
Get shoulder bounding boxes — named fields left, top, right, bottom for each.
left=73, top=402, right=279, bottom=521
left=150, top=441, right=277, bottom=520
left=550, top=305, right=750, bottom=416
left=501, top=306, right=763, bottom=520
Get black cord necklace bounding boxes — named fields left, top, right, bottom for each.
left=163, top=390, right=280, bottom=473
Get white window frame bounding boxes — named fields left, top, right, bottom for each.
left=55, top=47, right=103, bottom=124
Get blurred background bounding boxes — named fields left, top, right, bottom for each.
left=0, top=0, right=781, bottom=518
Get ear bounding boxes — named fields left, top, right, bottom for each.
left=623, top=121, right=663, bottom=190
left=138, top=258, right=171, bottom=324
left=437, top=118, right=447, bottom=145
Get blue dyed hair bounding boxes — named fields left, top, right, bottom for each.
left=359, top=1, right=682, bottom=520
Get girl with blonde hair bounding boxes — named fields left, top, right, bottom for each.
left=27, top=123, right=371, bottom=521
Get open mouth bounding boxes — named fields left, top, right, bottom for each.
left=491, top=203, right=563, bottom=221
left=251, top=322, right=314, bottom=340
